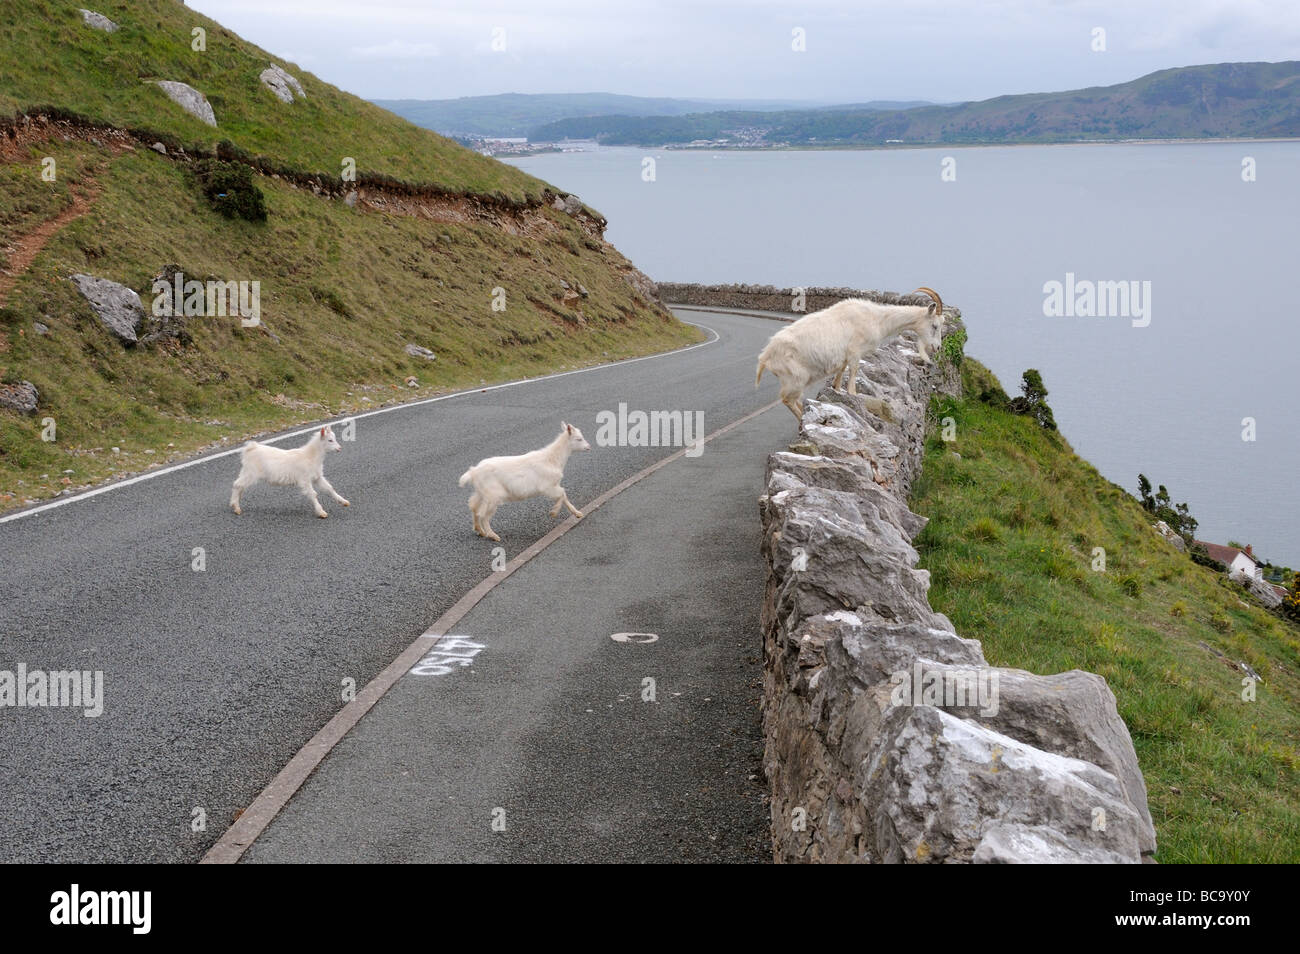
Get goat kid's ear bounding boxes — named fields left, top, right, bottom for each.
left=564, top=421, right=572, bottom=434
left=320, top=427, right=326, bottom=437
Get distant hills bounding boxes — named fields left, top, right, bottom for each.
left=523, top=62, right=1300, bottom=147
left=373, top=92, right=932, bottom=138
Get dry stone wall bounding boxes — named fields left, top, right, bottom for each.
left=758, top=324, right=1157, bottom=863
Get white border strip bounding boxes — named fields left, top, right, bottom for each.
left=0, top=314, right=721, bottom=526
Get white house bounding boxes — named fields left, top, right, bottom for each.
left=1195, top=541, right=1262, bottom=580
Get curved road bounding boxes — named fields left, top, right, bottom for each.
left=0, top=307, right=790, bottom=863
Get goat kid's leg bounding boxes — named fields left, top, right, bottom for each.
left=846, top=354, right=861, bottom=396
left=230, top=475, right=250, bottom=515
left=468, top=492, right=484, bottom=536
left=302, top=482, right=328, bottom=518
left=480, top=500, right=501, bottom=542
left=548, top=487, right=583, bottom=520
left=316, top=475, right=350, bottom=507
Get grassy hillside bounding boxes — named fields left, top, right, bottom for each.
left=0, top=1, right=698, bottom=509
left=531, top=61, right=1300, bottom=145
left=0, top=0, right=541, bottom=200
left=910, top=359, right=1300, bottom=863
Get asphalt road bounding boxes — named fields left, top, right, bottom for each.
left=244, top=403, right=789, bottom=863
left=0, top=307, right=790, bottom=863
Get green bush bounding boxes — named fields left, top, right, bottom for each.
left=1283, top=572, right=1300, bottom=623
left=1008, top=368, right=1057, bottom=430
left=193, top=160, right=267, bottom=223
left=939, top=327, right=967, bottom=367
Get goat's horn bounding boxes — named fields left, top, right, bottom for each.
left=912, top=286, right=943, bottom=315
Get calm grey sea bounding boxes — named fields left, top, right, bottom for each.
left=510, top=143, right=1299, bottom=566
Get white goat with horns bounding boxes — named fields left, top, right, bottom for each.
left=755, top=287, right=946, bottom=421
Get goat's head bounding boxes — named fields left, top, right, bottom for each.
left=320, top=425, right=342, bottom=452
left=562, top=421, right=591, bottom=452
left=911, top=287, right=945, bottom=360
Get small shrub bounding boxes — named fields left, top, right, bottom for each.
left=1008, top=369, right=1057, bottom=430
left=1282, top=572, right=1300, bottom=623
left=967, top=516, right=1002, bottom=542
left=1210, top=611, right=1233, bottom=634
left=939, top=327, right=967, bottom=367
left=1190, top=544, right=1224, bottom=570
left=1119, top=573, right=1142, bottom=597
left=1170, top=600, right=1188, bottom=617
left=193, top=160, right=268, bottom=222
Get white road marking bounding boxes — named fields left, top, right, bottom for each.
left=610, top=632, right=659, bottom=644
left=409, top=635, right=485, bottom=676
left=0, top=315, right=721, bottom=526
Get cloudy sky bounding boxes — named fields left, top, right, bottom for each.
left=188, top=0, right=1300, bottom=103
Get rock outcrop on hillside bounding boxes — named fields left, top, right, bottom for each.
left=759, top=315, right=1157, bottom=863
left=154, top=81, right=217, bottom=127
left=79, top=9, right=119, bottom=32
left=0, top=381, right=39, bottom=415
left=70, top=273, right=143, bottom=345
left=260, top=65, right=305, bottom=104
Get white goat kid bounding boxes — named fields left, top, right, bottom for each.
left=756, top=287, right=945, bottom=421
left=458, top=422, right=591, bottom=542
left=230, top=425, right=349, bottom=519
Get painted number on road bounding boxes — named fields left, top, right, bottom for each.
left=410, top=635, right=486, bottom=677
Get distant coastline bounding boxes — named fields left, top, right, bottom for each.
left=514, top=136, right=1300, bottom=156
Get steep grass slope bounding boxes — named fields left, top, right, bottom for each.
left=0, top=1, right=696, bottom=509
left=0, top=0, right=540, bottom=198
left=911, top=359, right=1300, bottom=862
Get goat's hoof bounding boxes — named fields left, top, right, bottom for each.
left=317, top=512, right=329, bottom=519
left=232, top=506, right=241, bottom=515
left=486, top=533, right=501, bottom=542
left=573, top=510, right=584, bottom=519
left=340, top=499, right=351, bottom=507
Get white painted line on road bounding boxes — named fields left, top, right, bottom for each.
left=201, top=394, right=782, bottom=864
left=610, top=632, right=658, bottom=644
left=0, top=313, right=723, bottom=526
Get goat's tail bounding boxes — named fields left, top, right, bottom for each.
left=755, top=358, right=767, bottom=387
left=240, top=440, right=257, bottom=458
left=458, top=466, right=475, bottom=488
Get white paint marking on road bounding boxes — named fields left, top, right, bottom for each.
left=610, top=632, right=658, bottom=644
left=0, top=315, right=722, bottom=526
left=409, top=635, right=485, bottom=676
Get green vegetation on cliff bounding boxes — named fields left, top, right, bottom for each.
left=911, top=359, right=1300, bottom=863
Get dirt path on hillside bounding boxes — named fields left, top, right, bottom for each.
left=0, top=177, right=100, bottom=308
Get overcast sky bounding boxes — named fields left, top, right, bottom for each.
left=187, top=0, right=1300, bottom=103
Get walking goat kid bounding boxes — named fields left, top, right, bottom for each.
left=756, top=287, right=946, bottom=421
left=459, top=422, right=591, bottom=542
left=230, top=425, right=349, bottom=518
